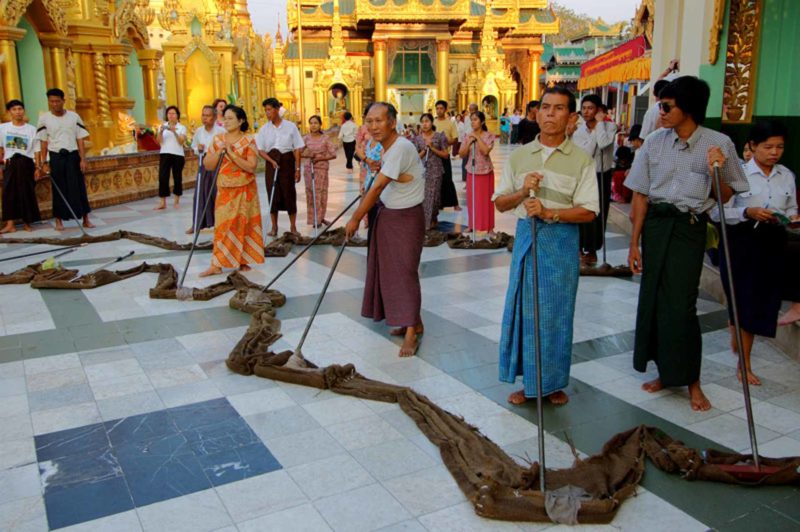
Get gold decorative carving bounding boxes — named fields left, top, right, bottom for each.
left=158, top=0, right=185, bottom=32
left=105, top=54, right=131, bottom=66
left=0, top=0, right=69, bottom=36
left=175, top=36, right=220, bottom=66
left=723, top=0, right=761, bottom=123
left=94, top=52, right=112, bottom=122
left=114, top=0, right=151, bottom=46
left=709, top=0, right=726, bottom=65
left=95, top=0, right=110, bottom=25
left=65, top=48, right=77, bottom=105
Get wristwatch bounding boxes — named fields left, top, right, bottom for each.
left=552, top=210, right=560, bottom=223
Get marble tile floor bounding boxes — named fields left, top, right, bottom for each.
left=1, top=144, right=799, bottom=531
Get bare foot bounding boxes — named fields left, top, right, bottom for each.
left=54, top=223, right=65, bottom=231
left=688, top=381, right=712, bottom=411
left=239, top=264, right=251, bottom=272
left=23, top=224, right=32, bottom=232
left=778, top=307, right=800, bottom=326
left=290, top=228, right=300, bottom=236
left=173, top=198, right=180, bottom=208
left=399, top=334, right=419, bottom=357
left=454, top=206, right=462, bottom=211
left=737, top=365, right=762, bottom=386
left=83, top=221, right=95, bottom=229
left=198, top=266, right=223, bottom=277
left=267, top=229, right=278, bottom=237
left=507, top=390, right=569, bottom=406
left=154, top=203, right=166, bottom=210
left=185, top=227, right=194, bottom=235
left=0, top=226, right=16, bottom=234
left=546, top=391, right=570, bottom=405
left=390, top=325, right=424, bottom=337
left=507, top=390, right=528, bottom=405
left=642, top=378, right=663, bottom=393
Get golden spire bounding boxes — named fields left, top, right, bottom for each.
left=479, top=5, right=497, bottom=59
left=275, top=20, right=283, bottom=46
left=330, top=0, right=346, bottom=56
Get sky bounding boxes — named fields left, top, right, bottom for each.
left=250, top=0, right=642, bottom=40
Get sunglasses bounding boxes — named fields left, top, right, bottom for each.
left=660, top=102, right=674, bottom=114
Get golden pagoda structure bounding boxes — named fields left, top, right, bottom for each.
left=0, top=0, right=273, bottom=216
left=0, top=0, right=273, bottom=153
left=283, top=0, right=559, bottom=129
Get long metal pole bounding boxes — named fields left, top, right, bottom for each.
left=49, top=174, right=88, bottom=237
left=178, top=150, right=226, bottom=290
left=193, top=153, right=205, bottom=233
left=294, top=239, right=348, bottom=355
left=470, top=141, right=477, bottom=243
left=311, top=161, right=318, bottom=237
left=598, top=150, right=607, bottom=265
left=529, top=188, right=546, bottom=493
left=297, top=0, right=306, bottom=133
left=260, top=192, right=361, bottom=293
left=713, top=163, right=760, bottom=469
left=0, top=243, right=84, bottom=263
left=266, top=166, right=279, bottom=236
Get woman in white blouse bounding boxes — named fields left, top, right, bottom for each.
left=155, top=105, right=187, bottom=210
left=713, top=120, right=798, bottom=385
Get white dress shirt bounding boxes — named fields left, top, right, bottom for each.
left=338, top=120, right=358, bottom=143
left=191, top=124, right=225, bottom=155
left=256, top=119, right=305, bottom=154
left=571, top=119, right=617, bottom=173
left=711, top=158, right=798, bottom=224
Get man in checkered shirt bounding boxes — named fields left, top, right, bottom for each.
left=625, top=76, right=749, bottom=412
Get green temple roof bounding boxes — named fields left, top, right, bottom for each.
left=519, top=8, right=556, bottom=24
left=285, top=42, right=331, bottom=59
left=285, top=41, right=372, bottom=59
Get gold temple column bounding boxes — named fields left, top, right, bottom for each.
left=212, top=66, right=222, bottom=99
left=137, top=49, right=163, bottom=125
left=436, top=40, right=450, bottom=105
left=374, top=39, right=387, bottom=102
left=39, top=36, right=72, bottom=100
left=0, top=28, right=25, bottom=102
left=111, top=59, right=127, bottom=98
left=352, top=85, right=363, bottom=123
left=175, top=64, right=187, bottom=114
left=528, top=50, right=541, bottom=102
left=235, top=63, right=246, bottom=106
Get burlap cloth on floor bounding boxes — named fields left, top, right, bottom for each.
left=2, top=230, right=798, bottom=525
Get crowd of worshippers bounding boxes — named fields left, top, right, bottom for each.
left=1, top=77, right=798, bottom=408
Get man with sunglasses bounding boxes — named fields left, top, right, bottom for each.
left=625, top=76, right=749, bottom=412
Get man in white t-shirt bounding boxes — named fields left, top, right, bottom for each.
left=0, top=99, right=42, bottom=232
left=37, top=87, right=94, bottom=230
left=345, top=102, right=425, bottom=357
left=256, top=97, right=305, bottom=236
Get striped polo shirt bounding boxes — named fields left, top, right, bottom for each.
left=493, top=137, right=599, bottom=220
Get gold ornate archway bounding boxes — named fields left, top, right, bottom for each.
left=0, top=0, right=71, bottom=106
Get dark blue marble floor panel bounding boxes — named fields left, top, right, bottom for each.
left=34, top=397, right=282, bottom=529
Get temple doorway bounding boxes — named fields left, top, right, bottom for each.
left=396, top=89, right=425, bottom=129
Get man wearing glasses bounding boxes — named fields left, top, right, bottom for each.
left=625, top=76, right=749, bottom=412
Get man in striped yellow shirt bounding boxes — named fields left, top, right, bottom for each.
left=493, top=86, right=598, bottom=406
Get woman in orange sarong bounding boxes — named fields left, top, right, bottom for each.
left=199, top=105, right=264, bottom=277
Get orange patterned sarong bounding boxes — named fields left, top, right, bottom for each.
left=208, top=134, right=265, bottom=268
